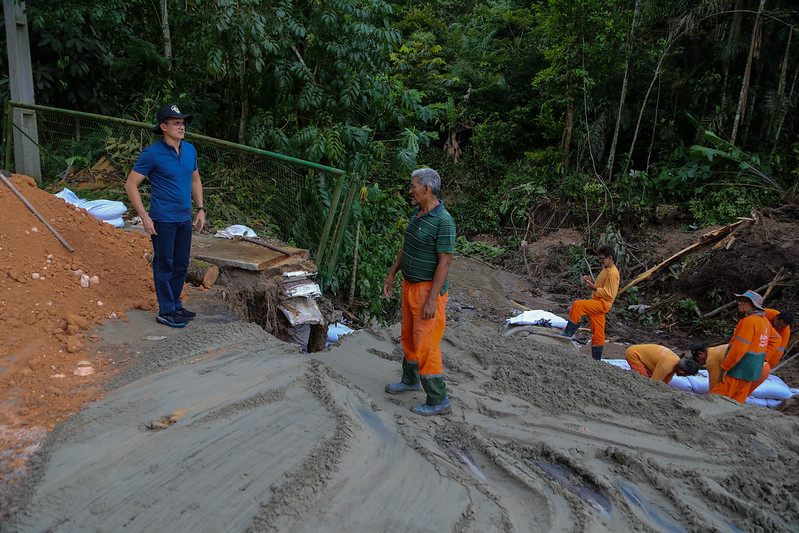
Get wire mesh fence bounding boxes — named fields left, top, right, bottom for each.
left=4, top=102, right=348, bottom=268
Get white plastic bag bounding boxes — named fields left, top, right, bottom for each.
left=214, top=225, right=258, bottom=239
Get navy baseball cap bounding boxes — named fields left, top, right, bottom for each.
left=152, top=104, right=193, bottom=134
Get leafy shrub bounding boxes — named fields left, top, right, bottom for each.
left=688, top=185, right=770, bottom=226
left=327, top=184, right=409, bottom=322
left=454, top=236, right=504, bottom=259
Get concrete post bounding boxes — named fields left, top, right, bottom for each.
left=4, top=0, right=41, bottom=180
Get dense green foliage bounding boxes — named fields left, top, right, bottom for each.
left=2, top=0, right=799, bottom=319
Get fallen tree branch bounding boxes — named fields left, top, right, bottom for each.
left=1, top=171, right=74, bottom=252
left=618, top=219, right=750, bottom=295
left=702, top=279, right=775, bottom=320
left=762, top=267, right=785, bottom=302
left=772, top=341, right=799, bottom=373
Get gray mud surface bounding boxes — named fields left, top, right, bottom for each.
left=3, top=258, right=799, bottom=532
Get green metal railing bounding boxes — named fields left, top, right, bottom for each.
left=4, top=101, right=354, bottom=284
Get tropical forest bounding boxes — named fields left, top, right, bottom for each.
left=2, top=0, right=799, bottom=320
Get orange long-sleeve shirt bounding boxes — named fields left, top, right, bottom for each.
left=625, top=344, right=680, bottom=383
left=593, top=265, right=620, bottom=307
left=723, top=312, right=769, bottom=381
left=705, top=344, right=728, bottom=392
left=765, top=308, right=791, bottom=366
left=764, top=319, right=782, bottom=368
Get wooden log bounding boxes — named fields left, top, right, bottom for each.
left=618, top=219, right=750, bottom=296
left=186, top=258, right=219, bottom=288
left=702, top=280, right=773, bottom=319
left=761, top=267, right=785, bottom=302
left=772, top=341, right=799, bottom=373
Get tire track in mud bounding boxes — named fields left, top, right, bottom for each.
left=248, top=360, right=355, bottom=532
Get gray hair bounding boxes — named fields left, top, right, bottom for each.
left=412, top=168, right=441, bottom=197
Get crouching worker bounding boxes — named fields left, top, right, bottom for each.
left=690, top=343, right=728, bottom=392
left=625, top=344, right=700, bottom=384
left=559, top=245, right=620, bottom=360
left=383, top=168, right=456, bottom=417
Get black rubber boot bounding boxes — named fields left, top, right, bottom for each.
left=591, top=345, right=604, bottom=360
left=559, top=320, right=579, bottom=338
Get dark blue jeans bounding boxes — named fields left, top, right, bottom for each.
left=151, top=219, right=192, bottom=315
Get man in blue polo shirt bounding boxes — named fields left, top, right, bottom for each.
left=125, top=104, right=205, bottom=327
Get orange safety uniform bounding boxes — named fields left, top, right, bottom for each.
left=748, top=314, right=786, bottom=395
left=710, top=312, right=768, bottom=403
left=705, top=344, right=728, bottom=392
left=625, top=344, right=680, bottom=384
left=401, top=280, right=448, bottom=378
left=568, top=265, right=620, bottom=346
left=764, top=308, right=791, bottom=367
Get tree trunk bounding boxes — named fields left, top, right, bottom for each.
left=606, top=0, right=641, bottom=178
left=772, top=60, right=799, bottom=156
left=560, top=99, right=574, bottom=171
left=186, top=259, right=219, bottom=288
left=730, top=0, right=766, bottom=146
left=560, top=49, right=576, bottom=171
left=770, top=25, right=793, bottom=154
left=720, top=2, right=744, bottom=133
left=160, top=0, right=172, bottom=69
left=646, top=78, right=662, bottom=170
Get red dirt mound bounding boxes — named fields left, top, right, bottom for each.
left=1, top=173, right=155, bottom=466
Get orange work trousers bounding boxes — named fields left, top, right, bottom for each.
left=711, top=376, right=752, bottom=403
left=401, top=280, right=448, bottom=378
left=625, top=355, right=652, bottom=379
left=569, top=299, right=610, bottom=346
left=748, top=362, right=771, bottom=396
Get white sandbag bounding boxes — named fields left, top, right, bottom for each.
left=507, top=310, right=567, bottom=329
left=603, top=359, right=630, bottom=370
left=55, top=188, right=127, bottom=223
left=55, top=188, right=83, bottom=206
left=606, top=360, right=700, bottom=393
left=749, top=375, right=793, bottom=400
left=83, top=199, right=127, bottom=220
left=668, top=375, right=694, bottom=392
left=745, top=397, right=783, bottom=408
left=688, top=372, right=710, bottom=395
left=104, top=217, right=124, bottom=228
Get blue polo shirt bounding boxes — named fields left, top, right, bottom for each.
left=132, top=139, right=198, bottom=222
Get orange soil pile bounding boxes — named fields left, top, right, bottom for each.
left=0, top=174, right=156, bottom=462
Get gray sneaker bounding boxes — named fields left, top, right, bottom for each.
left=385, top=382, right=422, bottom=394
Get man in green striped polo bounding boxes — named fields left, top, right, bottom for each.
left=383, top=168, right=456, bottom=416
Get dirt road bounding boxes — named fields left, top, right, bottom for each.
left=4, top=258, right=799, bottom=532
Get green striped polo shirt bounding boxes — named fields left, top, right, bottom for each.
left=401, top=202, right=456, bottom=294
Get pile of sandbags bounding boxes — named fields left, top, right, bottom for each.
left=605, top=359, right=796, bottom=407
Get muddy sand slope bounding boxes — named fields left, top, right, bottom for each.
left=5, top=293, right=799, bottom=532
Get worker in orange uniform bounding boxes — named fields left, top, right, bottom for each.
left=691, top=344, right=728, bottom=392
left=710, top=290, right=769, bottom=403
left=747, top=309, right=793, bottom=396
left=559, top=245, right=620, bottom=360
left=625, top=344, right=700, bottom=384
left=764, top=308, right=793, bottom=365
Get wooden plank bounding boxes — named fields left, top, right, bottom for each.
left=190, top=234, right=308, bottom=271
